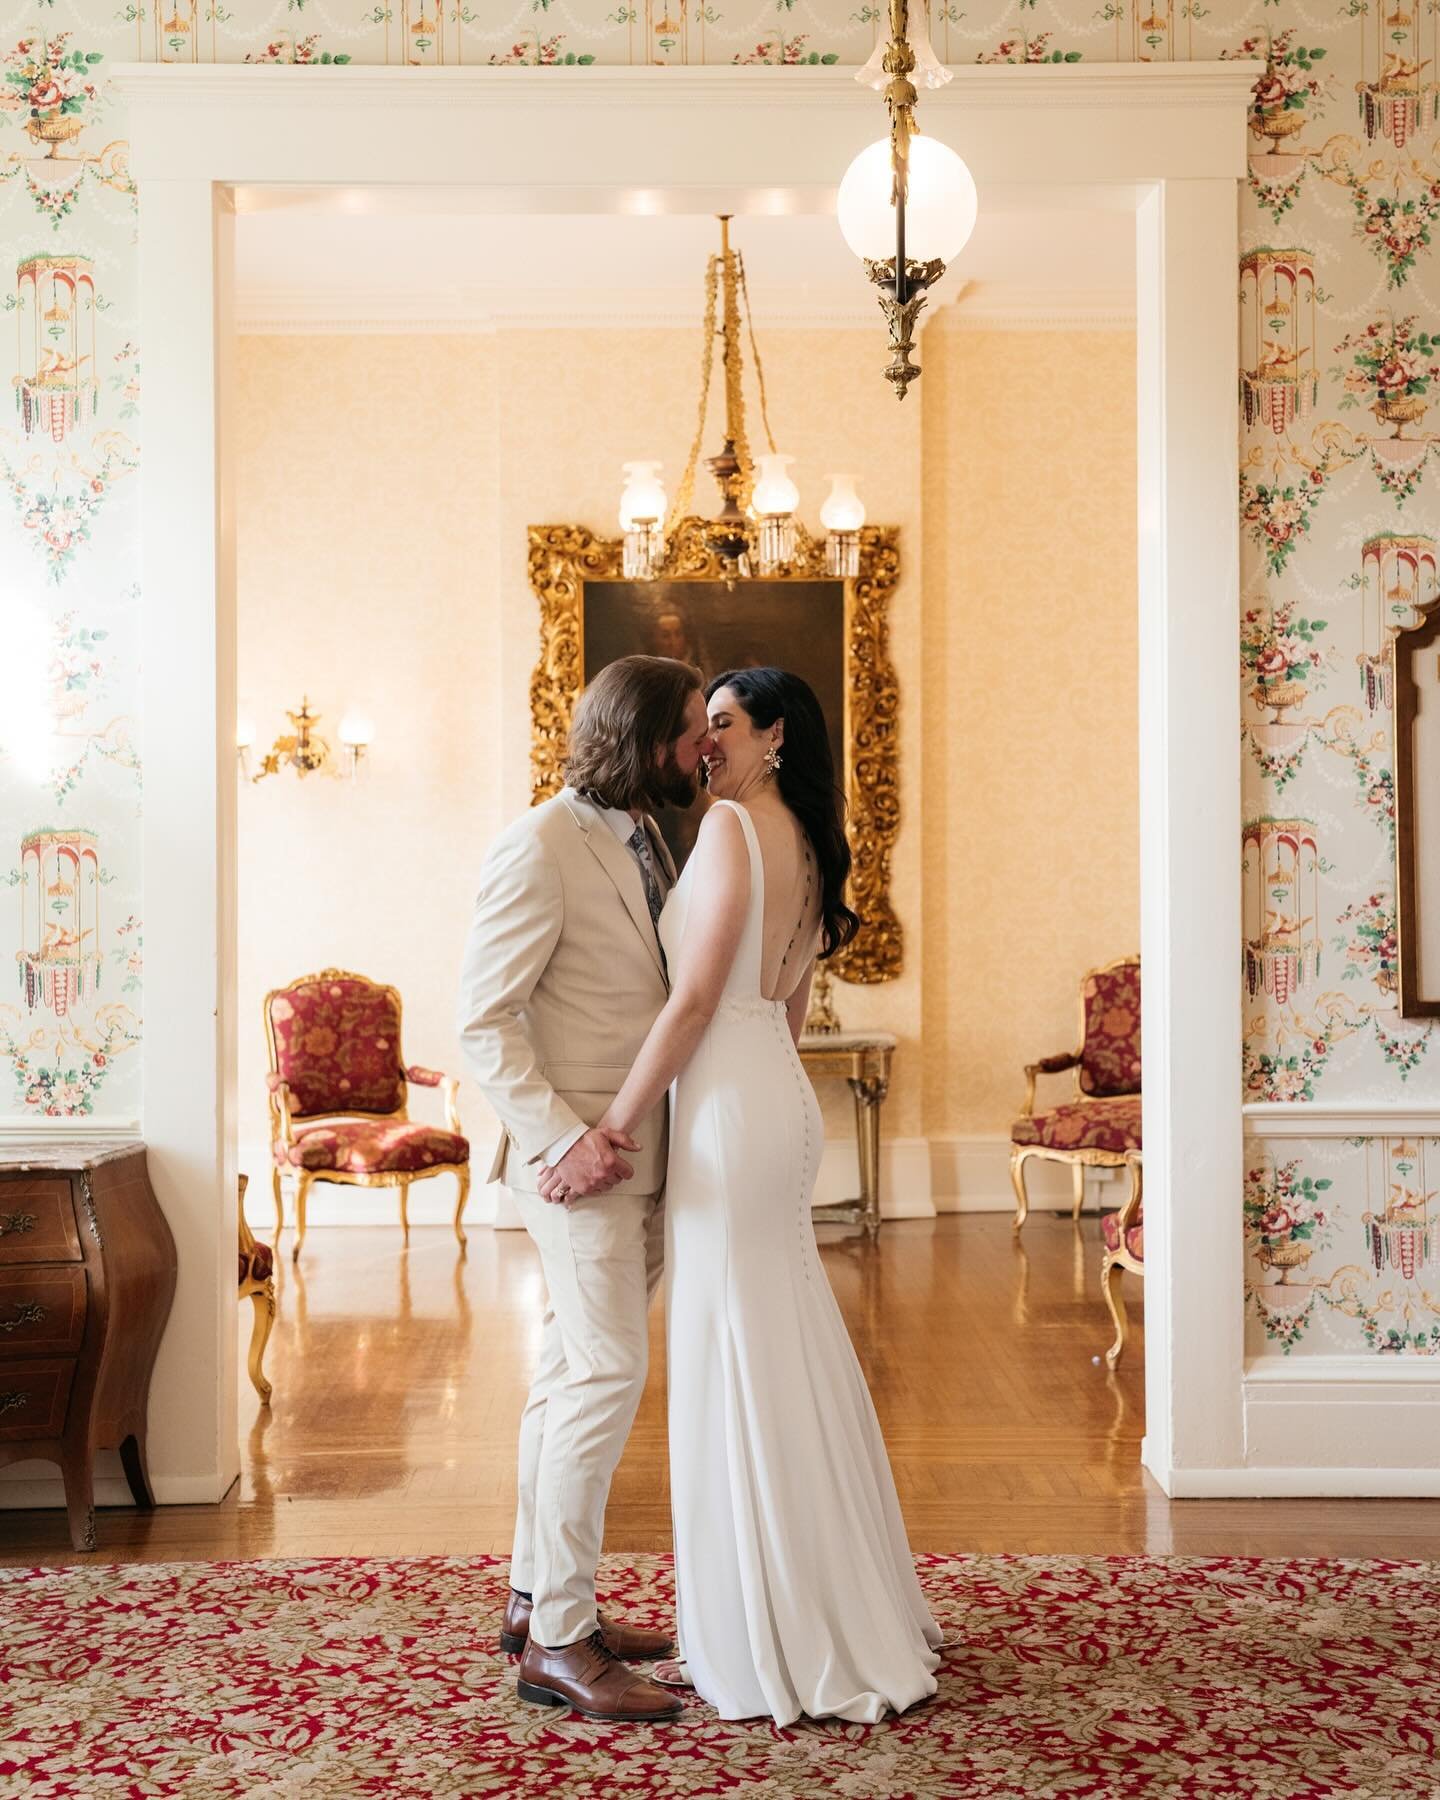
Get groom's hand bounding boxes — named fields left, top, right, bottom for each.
left=538, top=1126, right=642, bottom=1203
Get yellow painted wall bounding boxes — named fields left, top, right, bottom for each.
left=921, top=323, right=1139, bottom=1139
left=235, top=335, right=501, bottom=1170
left=235, top=323, right=1136, bottom=1175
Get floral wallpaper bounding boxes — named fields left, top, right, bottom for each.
left=1, top=1, right=1437, bottom=1355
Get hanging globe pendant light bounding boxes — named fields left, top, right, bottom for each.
left=840, top=0, right=978, bottom=398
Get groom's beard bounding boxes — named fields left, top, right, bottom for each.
left=648, top=753, right=700, bottom=811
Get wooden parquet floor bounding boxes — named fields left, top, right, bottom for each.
left=2, top=1215, right=1436, bottom=1564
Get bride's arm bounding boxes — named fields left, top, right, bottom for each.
left=593, top=805, right=751, bottom=1149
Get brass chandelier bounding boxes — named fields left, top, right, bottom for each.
left=618, top=215, right=867, bottom=584
left=838, top=0, right=978, bottom=398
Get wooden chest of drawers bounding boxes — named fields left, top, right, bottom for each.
left=0, top=1140, right=177, bottom=1550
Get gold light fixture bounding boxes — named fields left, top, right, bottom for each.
left=839, top=0, right=978, bottom=398
left=618, top=215, right=864, bottom=583
left=249, top=697, right=330, bottom=782
left=238, top=697, right=372, bottom=784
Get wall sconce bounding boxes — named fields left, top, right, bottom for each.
left=337, top=712, right=373, bottom=781
left=238, top=698, right=375, bottom=784
left=251, top=696, right=330, bottom=783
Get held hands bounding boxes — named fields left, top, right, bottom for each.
left=537, top=1124, right=641, bottom=1205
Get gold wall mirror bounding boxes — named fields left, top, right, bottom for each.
left=527, top=516, right=903, bottom=983
left=1394, top=599, right=1440, bottom=1017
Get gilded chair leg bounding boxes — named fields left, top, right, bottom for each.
left=1102, top=1254, right=1128, bottom=1368
left=1010, top=1149, right=1032, bottom=1233
left=453, top=1166, right=470, bottom=1254
left=271, top=1166, right=285, bottom=1237
left=248, top=1284, right=275, bottom=1405
left=398, top=1178, right=411, bottom=1246
left=292, top=1173, right=312, bottom=1264
left=1071, top=1161, right=1086, bottom=1222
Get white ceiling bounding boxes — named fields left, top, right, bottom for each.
left=234, top=191, right=1134, bottom=331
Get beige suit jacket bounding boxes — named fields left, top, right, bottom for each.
left=456, top=788, right=675, bottom=1197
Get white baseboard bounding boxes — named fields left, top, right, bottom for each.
left=244, top=1134, right=941, bottom=1231
left=1158, top=1465, right=1440, bottom=1498
left=930, top=1135, right=1122, bottom=1215
left=0, top=1459, right=234, bottom=1510
left=812, top=1136, right=935, bottom=1220
left=242, top=1135, right=1123, bottom=1230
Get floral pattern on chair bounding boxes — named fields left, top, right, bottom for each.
left=263, top=968, right=472, bottom=1264
left=1012, top=1096, right=1142, bottom=1155
left=1101, top=1209, right=1145, bottom=1263
left=268, top=976, right=407, bottom=1118
left=1078, top=961, right=1142, bottom=1097
left=1010, top=955, right=1142, bottom=1236
left=275, top=1120, right=470, bottom=1175
left=1010, top=956, right=1145, bottom=1363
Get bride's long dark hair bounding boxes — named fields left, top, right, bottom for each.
left=705, top=667, right=861, bottom=959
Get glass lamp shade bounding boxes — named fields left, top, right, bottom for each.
left=856, top=4, right=951, bottom=91
left=618, top=459, right=667, bottom=529
left=820, top=473, right=866, bottom=533
left=337, top=713, right=374, bottom=749
left=837, top=134, right=978, bottom=266
left=752, top=452, right=800, bottom=518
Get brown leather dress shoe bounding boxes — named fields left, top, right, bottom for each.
left=500, top=1589, right=674, bottom=1661
left=516, top=1629, right=683, bottom=1722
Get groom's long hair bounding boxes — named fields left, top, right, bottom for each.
left=564, top=655, right=703, bottom=814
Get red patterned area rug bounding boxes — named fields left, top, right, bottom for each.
left=3, top=1552, right=1437, bottom=1799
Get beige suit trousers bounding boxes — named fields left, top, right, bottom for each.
left=510, top=1183, right=666, bottom=1648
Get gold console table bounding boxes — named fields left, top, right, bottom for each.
left=798, top=1031, right=896, bottom=1239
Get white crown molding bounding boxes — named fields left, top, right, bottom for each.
left=107, top=62, right=1265, bottom=115
left=237, top=281, right=1128, bottom=334
left=237, top=282, right=886, bottom=332
left=1163, top=1465, right=1440, bottom=1497
left=928, top=282, right=1135, bottom=330
left=1243, top=1103, right=1440, bottom=1137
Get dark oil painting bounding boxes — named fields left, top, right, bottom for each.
left=582, top=578, right=847, bottom=870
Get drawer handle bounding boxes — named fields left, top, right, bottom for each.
left=0, top=1302, right=46, bottom=1334
left=0, top=1391, right=28, bottom=1418
left=0, top=1212, right=37, bottom=1238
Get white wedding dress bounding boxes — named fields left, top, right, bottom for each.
left=659, top=799, right=942, bottom=1725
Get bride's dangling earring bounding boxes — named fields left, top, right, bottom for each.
left=763, top=742, right=783, bottom=780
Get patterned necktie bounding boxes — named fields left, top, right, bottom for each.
left=628, top=823, right=666, bottom=931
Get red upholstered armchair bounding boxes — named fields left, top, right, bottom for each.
left=1010, top=954, right=1142, bottom=1234
left=263, top=967, right=471, bottom=1263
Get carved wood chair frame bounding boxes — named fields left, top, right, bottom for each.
left=262, top=965, right=471, bottom=1264
left=236, top=1172, right=275, bottom=1406
left=1009, top=952, right=1143, bottom=1233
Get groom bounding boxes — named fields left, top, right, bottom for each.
left=457, top=655, right=712, bottom=1723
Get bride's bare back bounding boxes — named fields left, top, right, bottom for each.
left=738, top=794, right=824, bottom=1003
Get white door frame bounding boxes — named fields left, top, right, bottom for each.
left=108, top=61, right=1256, bottom=1504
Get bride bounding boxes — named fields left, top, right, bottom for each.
left=543, top=665, right=941, bottom=1725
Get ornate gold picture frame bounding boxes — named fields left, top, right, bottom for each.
left=527, top=517, right=902, bottom=983
left=1393, top=599, right=1440, bottom=1017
